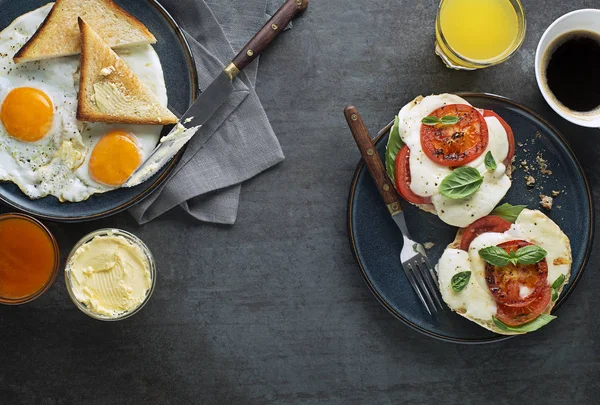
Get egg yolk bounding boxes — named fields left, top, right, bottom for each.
left=89, top=131, right=142, bottom=186
left=1, top=87, right=54, bottom=142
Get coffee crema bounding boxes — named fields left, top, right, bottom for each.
left=543, top=30, right=600, bottom=114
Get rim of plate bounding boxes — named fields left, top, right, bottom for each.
left=346, top=92, right=594, bottom=344
left=0, top=0, right=199, bottom=222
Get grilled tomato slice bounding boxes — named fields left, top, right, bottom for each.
left=420, top=104, right=488, bottom=167
left=485, top=240, right=548, bottom=308
left=460, top=215, right=513, bottom=251
left=496, top=286, right=552, bottom=327
left=394, top=145, right=432, bottom=205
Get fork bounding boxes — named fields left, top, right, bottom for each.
left=344, top=106, right=445, bottom=315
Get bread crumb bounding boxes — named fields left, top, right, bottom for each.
left=553, top=257, right=569, bottom=266
left=99, top=66, right=115, bottom=76
left=552, top=190, right=561, bottom=197
left=539, top=194, right=553, bottom=210
left=423, top=242, right=435, bottom=250
left=525, top=175, right=536, bottom=187
left=536, top=153, right=552, bottom=175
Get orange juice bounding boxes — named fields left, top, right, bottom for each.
left=0, top=215, right=58, bottom=302
left=435, top=0, right=525, bottom=69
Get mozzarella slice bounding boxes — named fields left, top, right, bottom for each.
left=437, top=248, right=497, bottom=321
left=432, top=165, right=511, bottom=228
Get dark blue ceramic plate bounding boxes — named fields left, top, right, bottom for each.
left=0, top=0, right=197, bottom=222
left=348, top=93, right=594, bottom=344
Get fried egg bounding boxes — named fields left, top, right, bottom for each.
left=397, top=94, right=512, bottom=227
left=0, top=4, right=168, bottom=202
left=437, top=209, right=571, bottom=333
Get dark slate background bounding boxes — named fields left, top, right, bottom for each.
left=1, top=0, right=599, bottom=404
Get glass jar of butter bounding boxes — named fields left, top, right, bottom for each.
left=65, top=229, right=156, bottom=321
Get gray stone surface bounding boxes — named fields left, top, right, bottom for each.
left=1, top=1, right=600, bottom=404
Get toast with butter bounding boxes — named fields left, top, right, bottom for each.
left=14, top=0, right=156, bottom=63
left=77, top=18, right=177, bottom=125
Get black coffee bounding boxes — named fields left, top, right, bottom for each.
left=545, top=30, right=600, bottom=112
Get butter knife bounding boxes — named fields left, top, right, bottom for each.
left=127, top=0, right=309, bottom=184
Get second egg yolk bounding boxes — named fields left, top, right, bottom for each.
left=89, top=131, right=142, bottom=186
left=1, top=87, right=54, bottom=142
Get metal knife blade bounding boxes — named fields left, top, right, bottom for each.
left=126, top=71, right=233, bottom=182
left=177, top=71, right=233, bottom=129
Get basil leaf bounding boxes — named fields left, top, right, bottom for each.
left=515, top=245, right=548, bottom=265
left=440, top=115, right=460, bottom=125
left=439, top=167, right=483, bottom=199
left=421, top=116, right=440, bottom=126
left=552, top=288, right=558, bottom=302
left=552, top=274, right=565, bottom=289
left=385, top=115, right=404, bottom=183
left=451, top=271, right=471, bottom=292
left=484, top=151, right=497, bottom=171
left=479, top=246, right=511, bottom=266
left=493, top=314, right=557, bottom=334
left=508, top=250, right=519, bottom=266
left=491, top=203, right=527, bottom=223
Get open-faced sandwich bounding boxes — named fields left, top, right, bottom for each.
left=0, top=0, right=196, bottom=202
left=386, top=94, right=515, bottom=227
left=436, top=205, right=571, bottom=335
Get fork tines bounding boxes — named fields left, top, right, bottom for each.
left=403, top=254, right=445, bottom=315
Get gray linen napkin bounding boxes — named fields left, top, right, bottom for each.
left=129, top=0, right=286, bottom=224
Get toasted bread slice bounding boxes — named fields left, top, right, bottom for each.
left=77, top=18, right=177, bottom=125
left=439, top=209, right=572, bottom=335
left=14, top=0, right=156, bottom=63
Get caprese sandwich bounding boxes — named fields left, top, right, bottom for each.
left=436, top=205, right=571, bottom=335
left=386, top=94, right=515, bottom=227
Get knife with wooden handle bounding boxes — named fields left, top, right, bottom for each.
left=128, top=0, right=309, bottom=184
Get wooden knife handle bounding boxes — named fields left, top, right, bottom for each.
left=344, top=106, right=402, bottom=213
left=230, top=0, right=308, bottom=74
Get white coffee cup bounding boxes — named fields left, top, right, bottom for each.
left=535, top=9, right=600, bottom=128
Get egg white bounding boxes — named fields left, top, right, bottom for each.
left=397, top=94, right=511, bottom=227
left=0, top=4, right=168, bottom=202
left=437, top=209, right=572, bottom=323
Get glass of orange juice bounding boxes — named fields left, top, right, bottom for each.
left=435, top=0, right=526, bottom=70
left=0, top=213, right=59, bottom=305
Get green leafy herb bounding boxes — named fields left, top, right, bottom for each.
left=515, top=245, right=548, bottom=265
left=451, top=271, right=471, bottom=292
left=421, top=115, right=460, bottom=126
left=493, top=314, right=557, bottom=334
left=484, top=151, right=497, bottom=171
left=478, top=245, right=511, bottom=266
left=552, top=274, right=566, bottom=289
left=385, top=115, right=404, bottom=183
left=508, top=250, right=519, bottom=266
left=421, top=116, right=441, bottom=126
left=440, top=115, right=460, bottom=125
left=479, top=245, right=547, bottom=266
left=439, top=167, right=483, bottom=199
left=491, top=203, right=527, bottom=223
left=552, top=288, right=558, bottom=301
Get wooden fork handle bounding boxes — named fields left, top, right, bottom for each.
left=344, top=106, right=402, bottom=215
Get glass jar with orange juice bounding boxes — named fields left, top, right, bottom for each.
left=435, top=0, right=527, bottom=69
left=0, top=213, right=59, bottom=304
